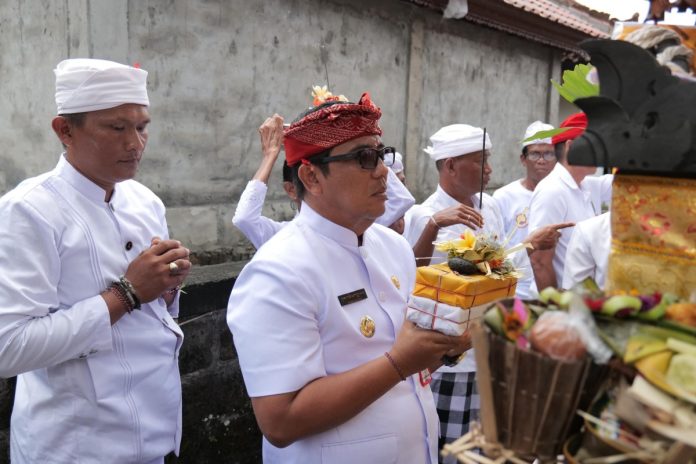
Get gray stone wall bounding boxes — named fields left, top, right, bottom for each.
left=0, top=1, right=568, bottom=460
left=0, top=0, right=561, bottom=262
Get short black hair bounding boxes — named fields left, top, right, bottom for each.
left=435, top=159, right=445, bottom=171
left=57, top=112, right=88, bottom=148
left=291, top=150, right=331, bottom=200
left=522, top=146, right=529, bottom=157
left=61, top=112, right=87, bottom=127
left=554, top=142, right=566, bottom=162
left=282, top=160, right=292, bottom=183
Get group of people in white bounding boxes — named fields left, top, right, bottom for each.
left=231, top=108, right=613, bottom=462
left=0, top=57, right=612, bottom=464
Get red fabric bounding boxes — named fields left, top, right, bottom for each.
left=284, top=92, right=382, bottom=166
left=552, top=112, right=587, bottom=145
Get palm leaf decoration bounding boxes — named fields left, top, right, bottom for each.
left=522, top=64, right=600, bottom=144
left=552, top=63, right=599, bottom=103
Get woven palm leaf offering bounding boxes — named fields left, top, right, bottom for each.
left=447, top=34, right=696, bottom=463
left=407, top=230, right=524, bottom=337
left=452, top=274, right=696, bottom=462
left=569, top=283, right=696, bottom=463
left=458, top=292, right=612, bottom=462
left=561, top=36, right=696, bottom=463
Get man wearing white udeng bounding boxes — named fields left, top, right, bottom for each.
left=0, top=59, right=190, bottom=463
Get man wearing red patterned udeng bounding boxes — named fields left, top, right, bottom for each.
left=529, top=112, right=613, bottom=291
left=227, top=88, right=471, bottom=463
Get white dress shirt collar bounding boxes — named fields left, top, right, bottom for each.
left=435, top=184, right=484, bottom=211
left=56, top=154, right=111, bottom=204
left=554, top=163, right=580, bottom=191
left=297, top=201, right=361, bottom=248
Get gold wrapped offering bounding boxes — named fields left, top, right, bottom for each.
left=413, top=263, right=517, bottom=309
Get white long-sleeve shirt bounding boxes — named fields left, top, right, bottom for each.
left=562, top=212, right=611, bottom=289
left=492, top=179, right=536, bottom=299
left=0, top=155, right=183, bottom=464
left=231, top=179, right=289, bottom=249
left=232, top=168, right=414, bottom=248
left=529, top=164, right=609, bottom=286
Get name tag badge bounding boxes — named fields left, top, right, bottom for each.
left=419, top=369, right=432, bottom=387
left=337, top=288, right=368, bottom=307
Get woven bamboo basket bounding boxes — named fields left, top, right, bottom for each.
left=472, top=312, right=610, bottom=461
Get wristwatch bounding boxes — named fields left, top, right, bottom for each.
left=441, top=352, right=466, bottom=367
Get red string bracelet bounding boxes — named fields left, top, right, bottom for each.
left=384, top=352, right=407, bottom=381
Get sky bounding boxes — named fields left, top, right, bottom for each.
left=575, top=0, right=696, bottom=24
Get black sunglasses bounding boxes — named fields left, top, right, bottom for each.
left=314, top=146, right=396, bottom=170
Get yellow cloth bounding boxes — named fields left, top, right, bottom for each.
left=413, top=263, right=517, bottom=309
left=607, top=174, right=696, bottom=298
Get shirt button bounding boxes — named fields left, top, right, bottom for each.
left=125, top=241, right=133, bottom=251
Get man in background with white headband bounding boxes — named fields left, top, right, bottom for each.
left=0, top=58, right=190, bottom=464
left=403, top=124, right=503, bottom=462
left=391, top=151, right=406, bottom=183
left=403, top=123, right=571, bottom=462
left=493, top=121, right=557, bottom=299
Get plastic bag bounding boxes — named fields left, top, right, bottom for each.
left=530, top=311, right=587, bottom=362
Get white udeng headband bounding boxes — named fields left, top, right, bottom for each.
left=55, top=58, right=149, bottom=114
left=390, top=152, right=404, bottom=173
left=522, top=120, right=554, bottom=148
left=424, top=124, right=492, bottom=161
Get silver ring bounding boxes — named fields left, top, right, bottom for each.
left=169, top=262, right=179, bottom=273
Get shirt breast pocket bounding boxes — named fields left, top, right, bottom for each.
left=321, top=433, right=397, bottom=464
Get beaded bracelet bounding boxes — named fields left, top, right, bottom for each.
left=107, top=283, right=135, bottom=313
left=118, top=276, right=141, bottom=310
left=384, top=352, right=407, bottom=381
left=165, top=285, right=181, bottom=295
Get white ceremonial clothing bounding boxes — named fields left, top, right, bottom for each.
left=528, top=163, right=603, bottom=288
left=232, top=168, right=414, bottom=249
left=424, top=124, right=492, bottom=161
left=562, top=212, right=611, bottom=290
left=403, top=185, right=503, bottom=374
left=227, top=203, right=438, bottom=464
left=582, top=173, right=613, bottom=213
left=391, top=151, right=404, bottom=174
left=231, top=179, right=289, bottom=249
left=492, top=180, right=535, bottom=299
left=0, top=155, right=183, bottom=464
left=374, top=168, right=415, bottom=227
left=54, top=59, right=149, bottom=114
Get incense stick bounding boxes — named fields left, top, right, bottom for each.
left=479, top=127, right=486, bottom=209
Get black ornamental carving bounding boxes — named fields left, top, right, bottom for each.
left=568, top=39, right=696, bottom=177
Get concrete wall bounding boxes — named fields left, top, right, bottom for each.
left=0, top=0, right=561, bottom=263
left=412, top=17, right=561, bottom=196
left=0, top=1, right=570, bottom=461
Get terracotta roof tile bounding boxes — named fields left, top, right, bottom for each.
left=503, top=0, right=609, bottom=37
